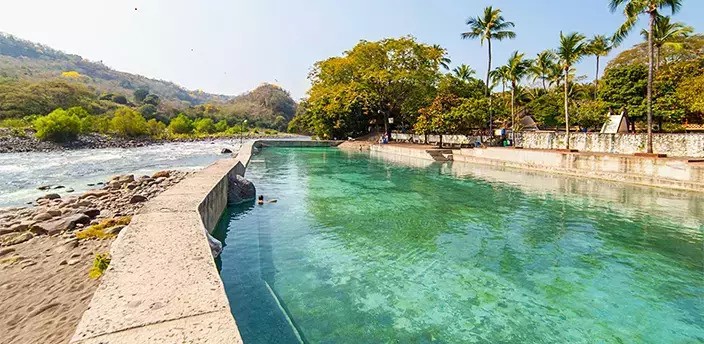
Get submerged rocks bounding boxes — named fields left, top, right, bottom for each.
left=220, top=148, right=233, bottom=154
left=37, top=194, right=61, bottom=201
left=227, top=175, right=256, bottom=205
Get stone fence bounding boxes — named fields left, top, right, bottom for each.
left=516, top=132, right=704, bottom=158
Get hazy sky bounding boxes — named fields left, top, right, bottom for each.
left=0, top=1, right=700, bottom=99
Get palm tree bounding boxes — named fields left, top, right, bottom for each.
left=490, top=65, right=511, bottom=94
left=462, top=6, right=516, bottom=134
left=640, top=16, right=693, bottom=69
left=432, top=44, right=453, bottom=70
left=528, top=50, right=557, bottom=92
left=452, top=64, right=476, bottom=81
left=556, top=32, right=588, bottom=150
left=610, top=0, right=683, bottom=154
left=505, top=51, right=532, bottom=136
left=587, top=35, right=613, bottom=98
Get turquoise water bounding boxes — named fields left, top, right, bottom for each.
left=214, top=147, right=704, bottom=344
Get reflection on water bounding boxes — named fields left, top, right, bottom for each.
left=0, top=140, right=242, bottom=208
left=217, top=147, right=704, bottom=344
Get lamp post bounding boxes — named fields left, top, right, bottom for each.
left=240, top=120, right=247, bottom=144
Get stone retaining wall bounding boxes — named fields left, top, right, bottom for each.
left=516, top=132, right=704, bottom=158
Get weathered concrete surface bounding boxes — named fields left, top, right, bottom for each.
left=517, top=132, right=704, bottom=158
left=70, top=139, right=339, bottom=344
left=370, top=144, right=453, bottom=162
left=372, top=144, right=704, bottom=192
left=70, top=158, right=249, bottom=344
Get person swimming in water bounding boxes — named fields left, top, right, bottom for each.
left=257, top=195, right=277, bottom=205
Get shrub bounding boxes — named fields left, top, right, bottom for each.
left=112, top=94, right=128, bottom=105
left=194, top=118, right=216, bottom=134
left=214, top=119, right=229, bottom=132
left=33, top=108, right=82, bottom=142
left=110, top=108, right=148, bottom=137
left=81, top=115, right=111, bottom=134
left=89, top=253, right=111, bottom=279
left=76, top=216, right=131, bottom=240
left=168, top=114, right=193, bottom=134
left=146, top=119, right=167, bottom=138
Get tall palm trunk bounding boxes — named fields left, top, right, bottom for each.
left=511, top=81, right=516, bottom=142
left=487, top=38, right=493, bottom=136
left=646, top=12, right=655, bottom=153
left=542, top=77, right=547, bottom=92
left=656, top=45, right=661, bottom=71
left=595, top=55, right=600, bottom=99
left=564, top=67, right=570, bottom=150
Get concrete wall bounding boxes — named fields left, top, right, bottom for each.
left=70, top=139, right=338, bottom=344
left=454, top=147, right=704, bottom=192
left=516, top=132, right=704, bottom=158
left=392, top=133, right=486, bottom=145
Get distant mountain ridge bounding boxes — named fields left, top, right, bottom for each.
left=0, top=32, right=230, bottom=106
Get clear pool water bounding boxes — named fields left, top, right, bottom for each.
left=214, top=147, right=704, bottom=343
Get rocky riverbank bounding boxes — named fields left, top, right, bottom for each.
left=0, top=169, right=190, bottom=344
left=0, top=128, right=299, bottom=153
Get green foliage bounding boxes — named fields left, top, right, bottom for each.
left=437, top=74, right=486, bottom=99
left=112, top=94, right=128, bottom=105
left=33, top=108, right=82, bottom=142
left=110, top=107, right=148, bottom=137
left=89, top=253, right=111, bottom=279
left=194, top=117, right=216, bottom=134
left=168, top=113, right=193, bottom=134
left=214, top=119, right=229, bottom=132
left=80, top=115, right=111, bottom=134
left=526, top=91, right=563, bottom=127
left=146, top=119, right=167, bottom=138
left=133, top=88, right=149, bottom=103
left=572, top=99, right=610, bottom=129
left=143, top=94, right=160, bottom=106
left=599, top=64, right=648, bottom=118
left=138, top=103, right=158, bottom=119
left=0, top=79, right=94, bottom=119
left=676, top=74, right=704, bottom=114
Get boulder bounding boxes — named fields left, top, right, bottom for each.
left=33, top=212, right=53, bottom=221
left=227, top=175, right=256, bottom=205
left=105, top=225, right=125, bottom=235
left=33, top=214, right=91, bottom=236
left=83, top=209, right=101, bottom=218
left=53, top=185, right=65, bottom=189
left=37, top=185, right=52, bottom=191
left=129, top=195, right=148, bottom=203
left=205, top=230, right=223, bottom=258
left=80, top=190, right=109, bottom=199
left=152, top=170, right=170, bottom=179
left=5, top=232, right=33, bottom=246
left=220, top=148, right=233, bottom=154
left=38, top=193, right=61, bottom=201
left=47, top=209, right=62, bottom=217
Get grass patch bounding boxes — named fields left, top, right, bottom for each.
left=89, top=253, right=111, bottom=279
left=75, top=216, right=131, bottom=240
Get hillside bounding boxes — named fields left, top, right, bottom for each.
left=0, top=32, right=228, bottom=106
left=0, top=33, right=297, bottom=130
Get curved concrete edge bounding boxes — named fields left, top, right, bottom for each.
left=69, top=139, right=341, bottom=344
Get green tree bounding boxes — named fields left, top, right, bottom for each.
left=599, top=64, right=648, bottom=121
left=527, top=91, right=563, bottom=128
left=529, top=50, right=557, bottom=92
left=214, top=119, right=229, bottom=132
left=33, top=108, right=82, bottom=142
left=587, top=35, right=613, bottom=97
left=298, top=36, right=442, bottom=139
left=572, top=99, right=610, bottom=130
left=143, top=94, right=160, bottom=106
left=452, top=64, right=476, bottom=81
left=610, top=0, right=683, bottom=153
left=112, top=94, right=128, bottom=105
left=146, top=119, right=167, bottom=138
left=194, top=117, right=216, bottom=134
left=168, top=113, right=193, bottom=134
left=504, top=51, right=532, bottom=132
left=461, top=6, right=516, bottom=133
left=133, top=88, right=149, bottom=103
left=640, top=16, right=693, bottom=69
left=556, top=32, right=588, bottom=149
left=110, top=107, right=147, bottom=137
left=138, top=104, right=158, bottom=119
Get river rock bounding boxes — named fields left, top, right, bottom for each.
left=33, top=214, right=91, bottom=236
left=80, top=190, right=109, bottom=199
left=5, top=232, right=33, bottom=246
left=129, top=195, right=148, bottom=203
left=228, top=175, right=256, bottom=204
left=33, top=212, right=53, bottom=221
left=37, top=185, right=52, bottom=191
left=53, top=185, right=65, bottom=189
left=38, top=193, right=61, bottom=201
left=0, top=247, right=15, bottom=257
left=83, top=209, right=101, bottom=218
left=105, top=225, right=125, bottom=235
left=220, top=148, right=232, bottom=154
left=47, top=209, right=62, bottom=217
left=152, top=170, right=170, bottom=179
